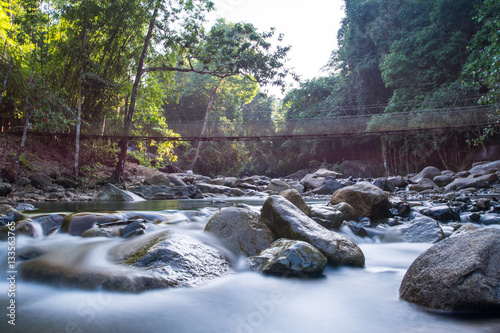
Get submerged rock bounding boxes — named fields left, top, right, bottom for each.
left=400, top=228, right=500, bottom=313
left=329, top=182, right=391, bottom=219
left=205, top=207, right=275, bottom=256
left=261, top=195, right=365, bottom=267
left=20, top=230, right=232, bottom=292
left=247, top=238, right=327, bottom=276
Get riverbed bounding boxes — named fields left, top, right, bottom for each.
left=1, top=199, right=500, bottom=333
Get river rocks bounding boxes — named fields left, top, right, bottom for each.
left=247, top=239, right=327, bottom=276
left=400, top=228, right=500, bottom=312
left=28, top=173, right=53, bottom=190
left=469, top=160, right=500, bottom=174
left=261, top=195, right=365, bottom=267
left=433, top=175, right=453, bottom=187
left=0, top=205, right=26, bottom=224
left=205, top=207, right=276, bottom=256
left=410, top=166, right=441, bottom=184
left=445, top=176, right=491, bottom=191
left=209, top=177, right=238, bottom=187
left=391, top=217, right=445, bottom=243
left=329, top=182, right=391, bottom=219
left=95, top=183, right=146, bottom=202
left=0, top=182, right=12, bottom=196
left=310, top=206, right=345, bottom=229
left=280, top=189, right=311, bottom=216
left=196, top=183, right=232, bottom=195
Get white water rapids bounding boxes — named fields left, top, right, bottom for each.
left=1, top=201, right=500, bottom=333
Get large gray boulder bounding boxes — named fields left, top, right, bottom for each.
left=144, top=174, right=171, bottom=186
left=329, top=182, right=391, bottom=219
left=261, top=195, right=365, bottom=267
left=247, top=238, right=327, bottom=276
left=28, top=173, right=53, bottom=189
left=266, top=179, right=291, bottom=193
left=95, top=183, right=146, bottom=202
left=444, top=175, right=492, bottom=191
left=400, top=228, right=500, bottom=312
left=205, top=207, right=276, bottom=257
left=469, top=160, right=500, bottom=174
left=311, top=178, right=345, bottom=195
left=407, top=178, right=440, bottom=192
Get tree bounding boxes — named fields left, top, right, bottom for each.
left=112, top=7, right=293, bottom=181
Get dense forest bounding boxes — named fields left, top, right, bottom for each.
left=0, top=0, right=499, bottom=179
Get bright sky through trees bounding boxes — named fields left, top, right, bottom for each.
left=209, top=0, right=345, bottom=96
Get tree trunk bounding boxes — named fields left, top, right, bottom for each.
left=15, top=69, right=34, bottom=172
left=74, top=18, right=88, bottom=177
left=112, top=7, right=158, bottom=181
left=190, top=78, right=223, bottom=171
left=0, top=57, right=13, bottom=106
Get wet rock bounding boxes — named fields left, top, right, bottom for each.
left=95, top=183, right=146, bottom=202
left=205, top=207, right=275, bottom=256
left=310, top=206, right=344, bottom=229
left=329, top=182, right=391, bottom=219
left=230, top=188, right=246, bottom=196
left=247, top=238, right=327, bottom=276
left=451, top=224, right=478, bottom=237
left=289, top=180, right=305, bottom=193
left=300, top=173, right=325, bottom=190
left=400, top=228, right=500, bottom=312
left=122, top=221, right=147, bottom=238
left=433, top=175, right=453, bottom=187
left=144, top=174, right=171, bottom=186
left=266, top=179, right=291, bottom=193
left=313, top=168, right=342, bottom=178
left=396, top=203, right=411, bottom=217
left=420, top=205, right=460, bottom=221
left=331, top=202, right=360, bottom=222
left=387, top=176, right=406, bottom=188
left=209, top=177, right=238, bottom=187
left=261, top=195, right=365, bottom=267
left=311, top=178, right=345, bottom=195
left=478, top=214, right=500, bottom=225
left=342, top=221, right=368, bottom=238
left=392, top=217, right=445, bottom=243
left=29, top=173, right=53, bottom=189
left=445, top=177, right=490, bottom=191
left=0, top=219, right=38, bottom=239
left=0, top=205, right=26, bottom=224
left=410, top=166, right=441, bottom=184
left=81, top=228, right=113, bottom=238
left=280, top=189, right=311, bottom=216
left=61, top=212, right=125, bottom=236
left=33, top=214, right=64, bottom=236
left=0, top=182, right=12, bottom=196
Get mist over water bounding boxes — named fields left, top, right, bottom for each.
left=2, top=200, right=500, bottom=333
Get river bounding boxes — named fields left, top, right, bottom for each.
left=1, top=198, right=500, bottom=333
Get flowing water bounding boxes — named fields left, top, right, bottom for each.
left=1, top=199, right=500, bottom=333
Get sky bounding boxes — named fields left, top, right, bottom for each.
left=208, top=0, right=346, bottom=97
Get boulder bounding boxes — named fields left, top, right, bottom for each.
left=1, top=167, right=17, bottom=182
left=167, top=174, right=187, bottom=187
left=61, top=212, right=125, bottom=236
left=20, top=230, right=232, bottom=292
left=300, top=173, right=325, bottom=190
left=310, top=206, right=345, bottom=229
left=391, top=217, right=445, bottom=243
left=261, top=195, right=365, bottom=267
left=313, top=168, right=342, bottom=179
left=28, top=173, right=53, bottom=189
left=144, top=174, right=171, bottom=186
left=329, top=182, right=391, bottom=219
left=387, top=176, right=406, bottom=188
left=205, top=207, right=275, bottom=257
left=410, top=166, right=441, bottom=184
left=158, top=165, right=183, bottom=173
left=407, top=178, right=439, bottom=192
left=196, top=183, right=232, bottom=195
left=331, top=202, right=359, bottom=222
left=311, top=178, right=344, bottom=195
left=400, top=228, right=500, bottom=312
left=372, top=178, right=396, bottom=192
left=247, top=239, right=327, bottom=276
left=0, top=205, right=26, bottom=224
left=266, top=179, right=291, bottom=193
left=280, top=189, right=312, bottom=216
left=433, top=175, right=453, bottom=187
left=95, top=183, right=146, bottom=202
left=0, top=182, right=12, bottom=197
left=444, top=177, right=490, bottom=191
left=469, top=160, right=500, bottom=175
left=209, top=177, right=238, bottom=187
